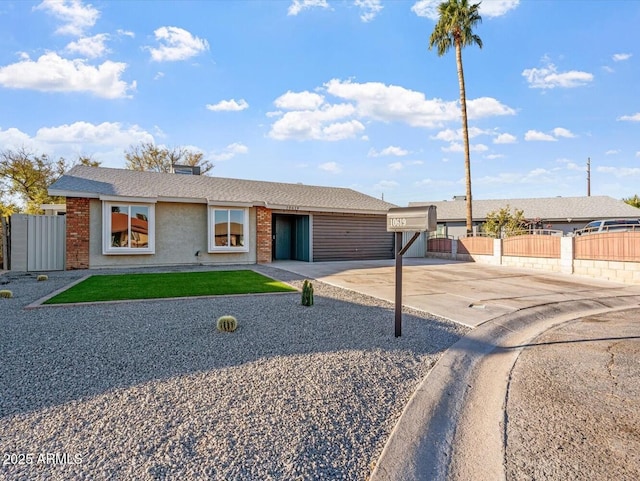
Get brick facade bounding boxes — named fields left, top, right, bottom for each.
left=66, top=197, right=90, bottom=269
left=256, top=206, right=272, bottom=263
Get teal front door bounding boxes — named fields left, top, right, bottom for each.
left=274, top=216, right=292, bottom=260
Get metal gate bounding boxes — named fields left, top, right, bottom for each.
left=402, top=231, right=426, bottom=257
left=9, top=214, right=66, bottom=271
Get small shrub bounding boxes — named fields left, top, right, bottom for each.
left=301, top=279, right=314, bottom=306
left=217, top=315, right=238, bottom=332
left=37, top=275, right=49, bottom=282
left=0, top=290, right=13, bottom=298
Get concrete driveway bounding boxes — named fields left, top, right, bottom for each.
left=272, top=258, right=640, bottom=327
left=271, top=258, right=640, bottom=480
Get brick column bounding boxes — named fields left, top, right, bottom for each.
left=256, top=206, right=272, bottom=263
left=66, top=197, right=90, bottom=269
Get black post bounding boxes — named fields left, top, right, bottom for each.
left=395, top=231, right=403, bottom=337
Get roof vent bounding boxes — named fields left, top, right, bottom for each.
left=452, top=195, right=466, bottom=201
left=171, top=164, right=201, bottom=175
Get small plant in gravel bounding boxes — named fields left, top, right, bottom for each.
left=301, top=279, right=314, bottom=306
left=37, top=275, right=48, bottom=282
left=0, top=289, right=13, bottom=298
left=217, top=315, right=238, bottom=332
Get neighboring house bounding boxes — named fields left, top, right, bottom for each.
left=48, top=166, right=397, bottom=269
left=409, top=196, right=640, bottom=238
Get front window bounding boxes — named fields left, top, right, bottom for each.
left=209, top=208, right=249, bottom=252
left=103, top=203, right=155, bottom=254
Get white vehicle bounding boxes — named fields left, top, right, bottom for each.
left=575, top=218, right=640, bottom=235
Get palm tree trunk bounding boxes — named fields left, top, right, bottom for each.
left=455, top=42, right=473, bottom=235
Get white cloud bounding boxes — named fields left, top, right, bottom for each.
left=269, top=79, right=514, bottom=141
left=597, top=166, right=640, bottom=177
left=411, top=0, right=519, bottom=20
left=637, top=152, right=640, bottom=158
left=388, top=162, right=403, bottom=172
left=355, top=0, right=383, bottom=22
left=319, top=161, right=341, bottom=173
left=65, top=33, right=110, bottom=58
left=374, top=180, right=398, bottom=190
left=321, top=120, right=366, bottom=141
left=148, top=26, right=209, bottom=62
left=269, top=103, right=364, bottom=141
left=206, top=99, right=249, bottom=112
left=552, top=127, right=575, bottom=138
left=432, top=129, right=458, bottom=142
left=602, top=65, right=615, bottom=74
left=325, top=79, right=514, bottom=128
left=524, top=130, right=557, bottom=141
left=34, top=0, right=100, bottom=36
left=522, top=62, right=593, bottom=89
left=288, top=0, right=329, bottom=16
left=476, top=168, right=556, bottom=186
left=485, top=154, right=504, bottom=159
left=0, top=52, right=134, bottom=98
left=369, top=146, right=409, bottom=157
left=117, top=29, right=135, bottom=38
left=557, top=158, right=582, bottom=171
left=618, top=112, right=640, bottom=122
left=210, top=142, right=249, bottom=161
left=0, top=127, right=37, bottom=150
left=464, top=97, right=516, bottom=119
left=613, top=53, right=632, bottom=62
left=0, top=122, right=155, bottom=167
left=441, top=142, right=488, bottom=153
left=35, top=121, right=153, bottom=146
left=433, top=127, right=493, bottom=143
left=274, top=90, right=324, bottom=110
left=325, top=78, right=457, bottom=127
left=494, top=133, right=517, bottom=144
left=605, top=149, right=619, bottom=155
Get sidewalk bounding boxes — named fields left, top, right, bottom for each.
left=271, top=259, right=640, bottom=480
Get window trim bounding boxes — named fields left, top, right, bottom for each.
left=102, top=202, right=156, bottom=255
left=208, top=207, right=250, bottom=253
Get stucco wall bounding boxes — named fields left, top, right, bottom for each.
left=89, top=200, right=257, bottom=268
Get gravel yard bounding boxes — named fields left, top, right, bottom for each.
left=0, top=265, right=468, bottom=481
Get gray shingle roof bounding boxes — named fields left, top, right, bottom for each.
left=49, top=166, right=396, bottom=214
left=409, top=196, right=640, bottom=222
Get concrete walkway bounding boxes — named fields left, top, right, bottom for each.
left=270, top=259, right=640, bottom=480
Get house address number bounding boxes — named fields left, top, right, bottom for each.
left=388, top=218, right=407, bottom=228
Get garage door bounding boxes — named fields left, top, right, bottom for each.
left=312, top=214, right=394, bottom=261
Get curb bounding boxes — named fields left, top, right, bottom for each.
left=370, top=295, right=640, bottom=481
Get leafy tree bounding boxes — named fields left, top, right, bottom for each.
left=0, top=149, right=100, bottom=214
left=429, top=0, right=483, bottom=235
left=125, top=142, right=213, bottom=174
left=0, top=148, right=67, bottom=214
left=483, top=205, right=526, bottom=238
left=623, top=194, right=640, bottom=208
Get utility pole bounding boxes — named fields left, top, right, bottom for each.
left=587, top=157, right=591, bottom=197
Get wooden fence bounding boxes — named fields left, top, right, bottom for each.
left=427, top=236, right=453, bottom=253
left=503, top=234, right=561, bottom=258
left=458, top=236, right=493, bottom=255
left=575, top=232, right=640, bottom=261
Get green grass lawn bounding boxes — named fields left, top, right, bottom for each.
left=44, top=270, right=296, bottom=304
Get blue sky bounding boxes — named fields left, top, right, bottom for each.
left=0, top=0, right=638, bottom=206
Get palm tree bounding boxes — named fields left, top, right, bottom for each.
left=429, top=0, right=482, bottom=235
